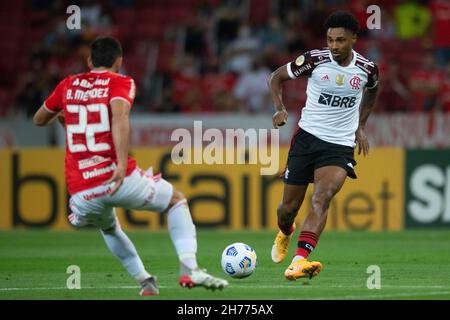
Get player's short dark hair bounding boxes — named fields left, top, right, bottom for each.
left=90, top=36, right=123, bottom=68
left=324, top=11, right=359, bottom=35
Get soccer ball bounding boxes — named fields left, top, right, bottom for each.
left=221, top=242, right=257, bottom=278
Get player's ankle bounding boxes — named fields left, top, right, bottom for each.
left=179, top=256, right=198, bottom=276
left=278, top=220, right=295, bottom=236
left=136, top=271, right=152, bottom=283
left=292, top=255, right=305, bottom=263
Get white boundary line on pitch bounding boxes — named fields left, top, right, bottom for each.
left=1, top=284, right=450, bottom=291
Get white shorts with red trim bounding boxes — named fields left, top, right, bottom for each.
left=68, top=167, right=173, bottom=230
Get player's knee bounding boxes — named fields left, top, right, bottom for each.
left=101, top=224, right=116, bottom=234
left=168, top=189, right=186, bottom=207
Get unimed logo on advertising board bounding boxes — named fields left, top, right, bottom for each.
left=406, top=150, right=450, bottom=228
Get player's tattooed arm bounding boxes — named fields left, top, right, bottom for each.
left=267, top=66, right=291, bottom=128
left=356, top=85, right=379, bottom=156
left=104, top=99, right=131, bottom=195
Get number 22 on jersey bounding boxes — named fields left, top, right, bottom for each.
left=66, top=103, right=111, bottom=153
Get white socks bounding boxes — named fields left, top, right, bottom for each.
left=292, top=255, right=305, bottom=263
left=167, top=199, right=198, bottom=274
left=101, top=221, right=151, bottom=283
left=101, top=199, right=199, bottom=280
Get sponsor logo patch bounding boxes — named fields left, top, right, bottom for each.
left=78, top=156, right=111, bottom=170
left=318, top=93, right=357, bottom=108
left=82, top=163, right=116, bottom=180
left=295, top=55, right=305, bottom=66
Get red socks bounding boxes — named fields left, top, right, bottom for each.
left=295, top=231, right=319, bottom=258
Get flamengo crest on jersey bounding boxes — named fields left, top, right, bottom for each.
left=44, top=70, right=137, bottom=195
left=287, top=49, right=379, bottom=147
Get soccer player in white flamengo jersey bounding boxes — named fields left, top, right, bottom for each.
left=33, top=36, right=228, bottom=296
left=268, top=12, right=379, bottom=280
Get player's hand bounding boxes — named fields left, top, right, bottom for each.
left=272, top=109, right=288, bottom=128
left=355, top=127, right=369, bottom=156
left=103, top=166, right=127, bottom=195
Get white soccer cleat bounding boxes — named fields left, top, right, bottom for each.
left=179, top=268, right=229, bottom=291
left=139, top=276, right=159, bottom=296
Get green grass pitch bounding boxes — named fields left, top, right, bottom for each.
left=1, top=229, right=449, bottom=300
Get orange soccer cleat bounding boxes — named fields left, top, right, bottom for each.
left=284, top=258, right=323, bottom=281
left=271, top=223, right=295, bottom=263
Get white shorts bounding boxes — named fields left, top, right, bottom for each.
left=69, top=168, right=173, bottom=230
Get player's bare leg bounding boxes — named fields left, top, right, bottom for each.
left=166, top=189, right=228, bottom=290
left=285, top=166, right=347, bottom=280
left=272, top=184, right=308, bottom=263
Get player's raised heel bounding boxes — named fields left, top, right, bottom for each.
left=139, top=276, right=159, bottom=296
left=271, top=223, right=295, bottom=263
left=179, top=268, right=229, bottom=291
left=284, top=259, right=322, bottom=281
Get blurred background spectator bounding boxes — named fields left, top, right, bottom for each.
left=394, top=0, right=431, bottom=40
left=0, top=0, right=449, bottom=118
left=233, top=57, right=272, bottom=113
left=409, top=52, right=445, bottom=112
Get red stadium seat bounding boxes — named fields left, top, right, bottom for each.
left=165, top=7, right=193, bottom=25
left=156, top=42, right=176, bottom=72
left=135, top=24, right=165, bottom=41
left=27, top=10, right=49, bottom=24
left=249, top=0, right=271, bottom=25
left=111, top=8, right=136, bottom=24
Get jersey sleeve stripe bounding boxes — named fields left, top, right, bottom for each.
left=110, top=97, right=131, bottom=106
left=356, top=56, right=374, bottom=64
left=43, top=102, right=57, bottom=113
left=356, top=54, right=370, bottom=60
left=128, top=79, right=136, bottom=100
left=356, top=58, right=374, bottom=66
left=286, top=62, right=296, bottom=79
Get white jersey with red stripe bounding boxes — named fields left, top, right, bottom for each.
left=287, top=48, right=379, bottom=147
left=44, top=70, right=137, bottom=195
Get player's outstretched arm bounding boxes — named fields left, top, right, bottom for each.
left=356, top=85, right=379, bottom=156
left=267, top=66, right=291, bottom=128
left=103, top=99, right=131, bottom=195
left=33, top=104, right=61, bottom=126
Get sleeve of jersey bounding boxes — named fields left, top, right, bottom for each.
left=366, top=64, right=379, bottom=89
left=44, top=78, right=66, bottom=113
left=110, top=76, right=136, bottom=107
left=286, top=51, right=315, bottom=79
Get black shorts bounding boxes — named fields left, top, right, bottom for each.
left=283, top=128, right=357, bottom=185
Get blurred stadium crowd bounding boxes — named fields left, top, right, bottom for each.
left=0, top=0, right=448, bottom=118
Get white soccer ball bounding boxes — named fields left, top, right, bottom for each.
left=221, top=242, right=257, bottom=278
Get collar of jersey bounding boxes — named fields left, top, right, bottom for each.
left=329, top=49, right=357, bottom=68
left=90, top=69, right=109, bottom=73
